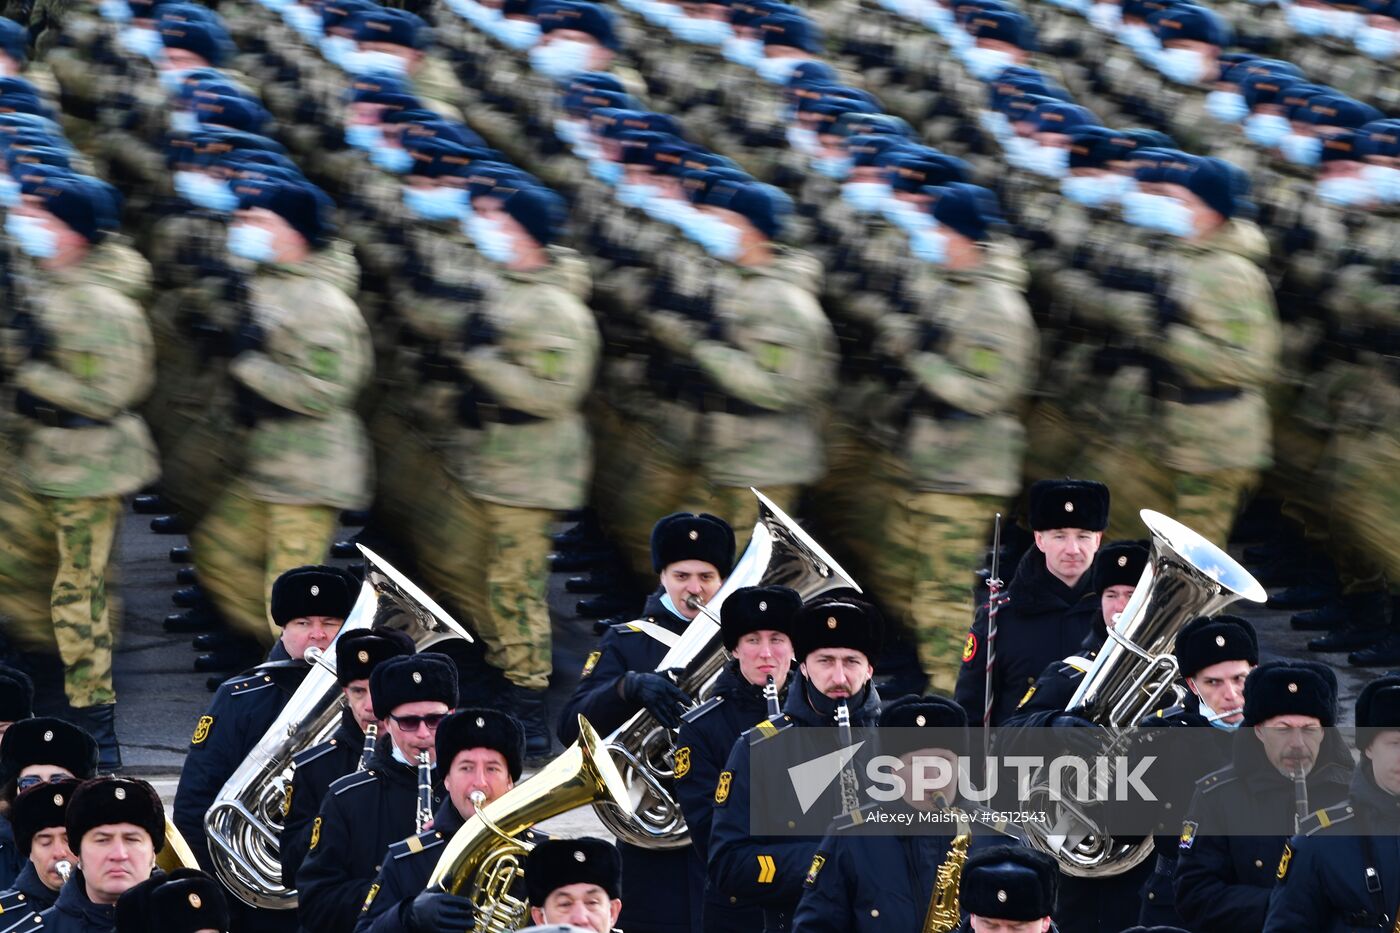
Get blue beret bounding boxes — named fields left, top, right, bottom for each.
left=7, top=145, right=71, bottom=171
left=1239, top=71, right=1300, bottom=109
left=347, top=74, right=420, bottom=108
left=782, top=60, right=838, bottom=86
left=462, top=161, right=541, bottom=200
left=537, top=2, right=619, bottom=50
left=848, top=134, right=913, bottom=167
left=565, top=71, right=627, bottom=95
left=158, top=17, right=233, bottom=66
left=702, top=179, right=794, bottom=240
left=563, top=87, right=632, bottom=115
left=321, top=0, right=376, bottom=30
left=966, top=9, right=1036, bottom=50
left=1150, top=4, right=1231, bottom=46
left=757, top=13, right=823, bottom=52
left=1303, top=94, right=1384, bottom=129
left=1067, top=127, right=1140, bottom=168
left=192, top=93, right=269, bottom=134
left=349, top=8, right=427, bottom=49
left=232, top=176, right=335, bottom=248
left=26, top=172, right=122, bottom=244
left=928, top=182, right=1003, bottom=242
left=886, top=150, right=970, bottom=191
left=833, top=111, right=912, bottom=139
left=403, top=135, right=485, bottom=179
left=499, top=184, right=567, bottom=246
left=1359, top=120, right=1400, bottom=159
left=1032, top=101, right=1101, bottom=134
left=1279, top=83, right=1335, bottom=119
left=0, top=17, right=27, bottom=65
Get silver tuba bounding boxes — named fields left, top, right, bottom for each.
left=593, top=488, right=862, bottom=849
left=205, top=546, right=474, bottom=909
left=1021, top=509, right=1267, bottom=877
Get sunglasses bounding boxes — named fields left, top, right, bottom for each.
left=17, top=773, right=73, bottom=792
left=389, top=712, right=448, bottom=732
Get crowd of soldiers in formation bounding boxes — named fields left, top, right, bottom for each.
left=0, top=0, right=1395, bottom=928
left=3, top=500, right=1400, bottom=933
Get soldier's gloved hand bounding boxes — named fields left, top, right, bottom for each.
left=462, top=312, right=498, bottom=349
left=404, top=891, right=477, bottom=933
left=620, top=670, right=692, bottom=730
left=232, top=320, right=266, bottom=356
left=1049, top=713, right=1108, bottom=760
left=12, top=311, right=50, bottom=361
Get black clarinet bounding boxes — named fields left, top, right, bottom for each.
left=1292, top=769, right=1309, bottom=830
left=357, top=723, right=377, bottom=772
left=764, top=673, right=780, bottom=720
left=416, top=750, right=433, bottom=832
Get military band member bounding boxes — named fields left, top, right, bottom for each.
left=0, top=779, right=78, bottom=930
left=525, top=838, right=624, bottom=933
left=955, top=479, right=1109, bottom=726
left=36, top=777, right=164, bottom=932
left=280, top=627, right=416, bottom=890
left=1174, top=661, right=1354, bottom=933
left=558, top=512, right=734, bottom=933
left=1137, top=614, right=1258, bottom=928
left=955, top=845, right=1061, bottom=932
left=114, top=869, right=230, bottom=933
left=675, top=585, right=801, bottom=933
left=296, top=653, right=457, bottom=933
left=1265, top=672, right=1400, bottom=932
left=709, top=597, right=884, bottom=932
left=792, top=695, right=1010, bottom=933
left=0, top=714, right=89, bottom=893
left=174, top=565, right=356, bottom=875
left=0, top=667, right=33, bottom=751
left=355, top=708, right=535, bottom=933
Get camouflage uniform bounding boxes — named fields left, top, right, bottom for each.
left=866, top=237, right=1039, bottom=689
left=190, top=253, right=373, bottom=645
left=5, top=239, right=158, bottom=708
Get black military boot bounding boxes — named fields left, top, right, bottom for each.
left=175, top=566, right=198, bottom=585
left=150, top=515, right=189, bottom=534
left=169, top=545, right=193, bottom=563
left=78, top=704, right=122, bottom=773
left=171, top=586, right=207, bottom=608
left=1294, top=589, right=1387, bottom=631
left=132, top=494, right=172, bottom=514
left=164, top=605, right=220, bottom=633
left=508, top=684, right=553, bottom=763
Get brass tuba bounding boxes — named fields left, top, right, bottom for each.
left=594, top=488, right=862, bottom=849
left=425, top=716, right=633, bottom=933
left=205, top=546, right=474, bottom=909
left=1021, top=509, right=1267, bottom=877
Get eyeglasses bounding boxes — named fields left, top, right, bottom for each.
left=17, top=773, right=73, bottom=792
left=389, top=712, right=448, bottom=732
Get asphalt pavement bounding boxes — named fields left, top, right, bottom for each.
left=11, top=502, right=1373, bottom=828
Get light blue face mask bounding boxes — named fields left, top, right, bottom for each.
left=1204, top=90, right=1249, bottom=124
left=1121, top=190, right=1195, bottom=238
left=4, top=213, right=57, bottom=259
left=643, top=196, right=697, bottom=226
left=490, top=18, right=542, bottom=50
left=528, top=39, right=593, bottom=80
left=284, top=4, right=324, bottom=39
left=721, top=35, right=763, bottom=67
left=977, top=110, right=1013, bottom=143
left=1119, top=23, right=1160, bottom=57
left=671, top=16, right=732, bottom=45
left=117, top=26, right=163, bottom=60
left=909, top=226, right=948, bottom=264
left=345, top=123, right=382, bottom=151
left=553, top=117, right=585, bottom=146
left=175, top=171, right=239, bottom=212
left=464, top=213, right=516, bottom=264
left=1021, top=144, right=1070, bottom=179
left=1280, top=132, right=1323, bottom=166
left=962, top=46, right=1014, bottom=81
left=0, top=175, right=19, bottom=208
left=1362, top=164, right=1400, bottom=203
left=1088, top=1, right=1121, bottom=30
left=698, top=218, right=742, bottom=260
left=169, top=109, right=202, bottom=134
left=1285, top=4, right=1329, bottom=35
left=228, top=223, right=277, bottom=263
left=881, top=198, right=933, bottom=233
left=587, top=158, right=623, bottom=186
left=811, top=154, right=853, bottom=180
left=785, top=125, right=820, bottom=156
left=640, top=1, right=684, bottom=26
left=1316, top=175, right=1375, bottom=207
left=371, top=145, right=414, bottom=174
left=1060, top=173, right=1135, bottom=208
left=840, top=181, right=890, bottom=214
left=403, top=185, right=470, bottom=220
left=1356, top=25, right=1400, bottom=61
left=755, top=55, right=807, bottom=85
left=345, top=49, right=409, bottom=77
left=99, top=0, right=132, bottom=21
left=156, top=67, right=191, bottom=94
left=319, top=34, right=355, bottom=67
left=1001, top=133, right=1037, bottom=163
left=616, top=181, right=660, bottom=209
left=1243, top=112, right=1291, bottom=149
left=1156, top=46, right=1207, bottom=86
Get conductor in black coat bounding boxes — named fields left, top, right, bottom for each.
left=955, top=480, right=1109, bottom=727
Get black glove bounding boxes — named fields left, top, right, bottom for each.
left=404, top=891, right=476, bottom=933
left=231, top=319, right=266, bottom=357
left=1049, top=713, right=1108, bottom=760
left=621, top=670, right=692, bottom=730
left=462, top=312, right=498, bottom=349
left=11, top=311, right=50, bottom=361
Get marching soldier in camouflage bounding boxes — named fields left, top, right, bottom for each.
left=866, top=183, right=1038, bottom=691
left=188, top=177, right=373, bottom=648
left=3, top=171, right=158, bottom=772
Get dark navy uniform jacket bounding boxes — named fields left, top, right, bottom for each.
left=1174, top=727, right=1354, bottom=933
left=0, top=815, right=17, bottom=892
left=709, top=679, right=882, bottom=933
left=296, top=739, right=443, bottom=933
left=1136, top=697, right=1237, bottom=928
left=33, top=869, right=118, bottom=933
left=0, top=860, right=58, bottom=931
left=173, top=659, right=311, bottom=873
left=1265, top=765, right=1400, bottom=932
left=676, top=660, right=795, bottom=933
left=281, top=709, right=365, bottom=889
left=791, top=806, right=1011, bottom=933
left=557, top=590, right=697, bottom=933
left=954, top=550, right=1098, bottom=727
left=353, top=797, right=545, bottom=933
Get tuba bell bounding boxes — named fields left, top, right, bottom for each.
left=205, top=546, right=474, bottom=909
left=425, top=716, right=633, bottom=933
left=594, top=488, right=862, bottom=849
left=1020, top=509, right=1267, bottom=877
